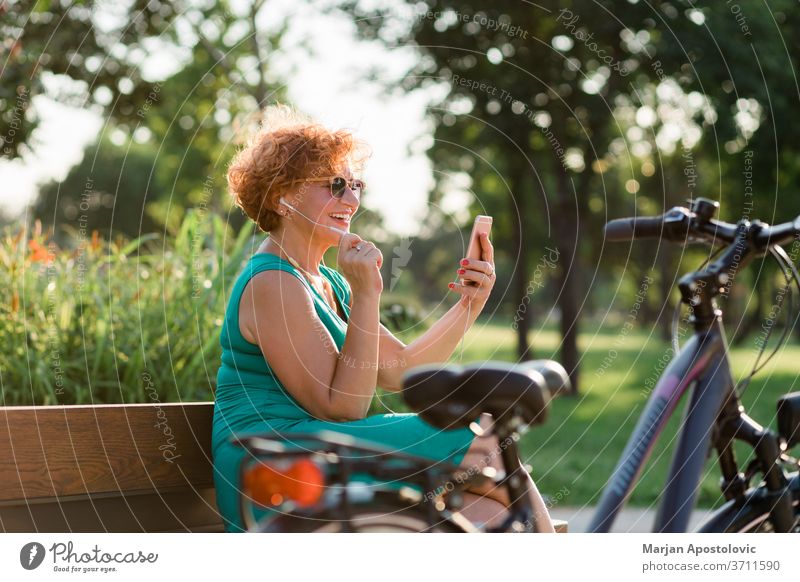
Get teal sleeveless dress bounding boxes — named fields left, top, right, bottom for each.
left=211, top=252, right=477, bottom=532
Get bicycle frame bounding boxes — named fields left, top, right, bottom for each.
left=590, top=204, right=800, bottom=533
left=590, top=310, right=795, bottom=532
left=589, top=314, right=731, bottom=532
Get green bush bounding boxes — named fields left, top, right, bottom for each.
left=0, top=211, right=253, bottom=405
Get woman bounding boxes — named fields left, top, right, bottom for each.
left=211, top=106, right=554, bottom=532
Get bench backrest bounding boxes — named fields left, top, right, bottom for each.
left=0, top=402, right=223, bottom=532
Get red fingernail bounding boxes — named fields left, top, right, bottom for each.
left=457, top=269, right=465, bottom=274
left=460, top=259, right=468, bottom=266
left=448, top=282, right=454, bottom=289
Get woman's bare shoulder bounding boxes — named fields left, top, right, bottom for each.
left=239, top=269, right=313, bottom=343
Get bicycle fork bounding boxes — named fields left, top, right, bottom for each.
left=715, top=398, right=795, bottom=532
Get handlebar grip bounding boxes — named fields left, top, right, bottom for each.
left=754, top=216, right=800, bottom=248
left=603, top=215, right=665, bottom=241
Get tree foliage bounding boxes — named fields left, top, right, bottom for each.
left=339, top=0, right=800, bottom=391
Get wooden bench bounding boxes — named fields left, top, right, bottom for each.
left=0, top=402, right=222, bottom=532
left=0, top=402, right=566, bottom=532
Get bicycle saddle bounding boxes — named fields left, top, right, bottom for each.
left=401, top=360, right=565, bottom=430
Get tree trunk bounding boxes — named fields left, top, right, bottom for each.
left=249, top=1, right=268, bottom=107
left=552, top=165, right=580, bottom=395
left=658, top=243, right=675, bottom=342
left=510, top=164, right=533, bottom=360
left=732, top=272, right=766, bottom=346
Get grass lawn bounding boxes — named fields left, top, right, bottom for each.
left=378, top=314, right=800, bottom=509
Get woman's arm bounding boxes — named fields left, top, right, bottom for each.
left=332, top=286, right=381, bottom=418
left=375, top=300, right=483, bottom=392
left=241, top=269, right=381, bottom=422
left=376, top=232, right=496, bottom=391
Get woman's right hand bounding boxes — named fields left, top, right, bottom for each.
left=337, top=233, right=383, bottom=296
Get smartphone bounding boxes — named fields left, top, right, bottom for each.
left=462, top=215, right=492, bottom=285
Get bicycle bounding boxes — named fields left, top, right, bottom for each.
left=232, top=359, right=569, bottom=532
left=590, top=197, right=800, bottom=532
left=232, top=197, right=800, bottom=532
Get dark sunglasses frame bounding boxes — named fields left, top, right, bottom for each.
left=304, top=175, right=366, bottom=199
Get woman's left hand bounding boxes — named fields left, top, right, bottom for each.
left=449, top=232, right=496, bottom=310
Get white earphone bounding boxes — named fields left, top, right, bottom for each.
left=279, top=198, right=347, bottom=238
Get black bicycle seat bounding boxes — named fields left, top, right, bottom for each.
left=401, top=360, right=556, bottom=430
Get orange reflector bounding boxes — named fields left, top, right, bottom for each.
left=244, top=458, right=325, bottom=507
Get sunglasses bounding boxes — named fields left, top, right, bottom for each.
left=304, top=176, right=366, bottom=199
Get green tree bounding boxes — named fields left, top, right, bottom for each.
left=337, top=1, right=659, bottom=391
left=109, top=0, right=292, bottom=230
left=34, top=136, right=160, bottom=240
left=1, top=0, right=184, bottom=159
left=14, top=0, right=291, bottom=233
left=339, top=0, right=800, bottom=393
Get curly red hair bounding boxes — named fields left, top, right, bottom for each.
left=227, top=105, right=371, bottom=232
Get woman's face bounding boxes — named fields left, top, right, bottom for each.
left=289, top=166, right=360, bottom=245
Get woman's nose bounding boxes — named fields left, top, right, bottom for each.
left=342, top=186, right=360, bottom=207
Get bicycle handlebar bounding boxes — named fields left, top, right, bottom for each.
left=604, top=199, right=800, bottom=251
left=604, top=198, right=800, bottom=320
left=603, top=213, right=677, bottom=241
left=754, top=216, right=800, bottom=248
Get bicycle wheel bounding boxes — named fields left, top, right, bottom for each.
left=255, top=499, right=467, bottom=533
left=697, top=473, right=800, bottom=533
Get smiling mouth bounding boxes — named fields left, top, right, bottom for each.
left=328, top=213, right=351, bottom=225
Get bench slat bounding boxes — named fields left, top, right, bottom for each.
left=0, top=487, right=223, bottom=533
left=0, top=402, right=215, bottom=501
